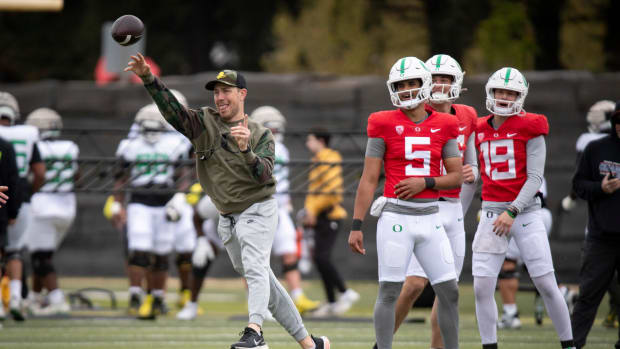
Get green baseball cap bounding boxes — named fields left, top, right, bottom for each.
left=205, top=70, right=247, bottom=91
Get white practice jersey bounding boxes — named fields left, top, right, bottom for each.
left=0, top=124, right=40, bottom=177
left=274, top=140, right=291, bottom=207
left=576, top=132, right=607, bottom=153
left=116, top=133, right=191, bottom=188
left=37, top=139, right=79, bottom=192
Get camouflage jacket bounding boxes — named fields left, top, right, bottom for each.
left=142, top=74, right=275, bottom=214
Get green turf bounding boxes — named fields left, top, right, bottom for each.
left=0, top=278, right=617, bottom=348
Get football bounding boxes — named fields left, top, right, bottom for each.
left=110, top=15, right=144, bottom=46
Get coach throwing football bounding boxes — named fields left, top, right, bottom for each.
left=125, top=53, right=330, bottom=349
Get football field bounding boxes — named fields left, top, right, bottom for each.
left=1, top=277, right=616, bottom=349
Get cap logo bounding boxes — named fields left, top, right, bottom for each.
left=217, top=71, right=226, bottom=79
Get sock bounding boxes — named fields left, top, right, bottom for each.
left=129, top=286, right=142, bottom=295
left=503, top=303, right=517, bottom=315
left=9, top=280, right=21, bottom=300
left=532, top=272, right=573, bottom=341
left=290, top=288, right=303, bottom=300
left=432, top=279, right=460, bottom=349
left=474, top=276, right=499, bottom=345
left=48, top=289, right=64, bottom=304
left=152, top=289, right=165, bottom=298
left=374, top=281, right=403, bottom=349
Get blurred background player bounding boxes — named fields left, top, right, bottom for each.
left=177, top=183, right=223, bottom=320
left=495, top=178, right=577, bottom=329
left=571, top=104, right=620, bottom=349
left=560, top=100, right=620, bottom=329
left=0, top=92, right=46, bottom=321
left=472, top=67, right=575, bottom=349
left=250, top=106, right=320, bottom=315
left=385, top=53, right=478, bottom=349
left=111, top=103, right=192, bottom=319
left=0, top=137, right=21, bottom=322
left=304, top=127, right=359, bottom=317
left=23, top=108, right=79, bottom=315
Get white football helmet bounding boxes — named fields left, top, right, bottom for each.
left=485, top=67, right=528, bottom=116
left=135, top=104, right=168, bottom=143
left=386, top=57, right=431, bottom=110
left=250, top=106, right=286, bottom=142
left=0, top=91, right=20, bottom=125
left=25, top=108, right=63, bottom=139
left=170, top=89, right=188, bottom=107
left=425, top=54, right=464, bottom=102
left=586, top=100, right=615, bottom=133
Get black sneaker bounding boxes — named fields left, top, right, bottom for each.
left=231, top=327, right=267, bottom=349
left=128, top=294, right=141, bottom=315
left=312, top=335, right=330, bottom=349
left=152, top=296, right=167, bottom=316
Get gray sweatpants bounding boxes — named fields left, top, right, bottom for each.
left=218, top=198, right=308, bottom=341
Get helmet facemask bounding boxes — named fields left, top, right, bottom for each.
left=485, top=67, right=528, bottom=117
left=387, top=57, right=432, bottom=110
left=425, top=54, right=464, bottom=103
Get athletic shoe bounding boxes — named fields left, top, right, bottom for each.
left=311, top=334, right=330, bottom=349
left=33, top=301, right=71, bottom=316
left=177, top=301, right=198, bottom=320
left=230, top=327, right=267, bottom=349
left=311, top=303, right=335, bottom=318
left=332, top=289, right=360, bottom=315
left=9, top=297, right=25, bottom=321
left=294, top=293, right=320, bottom=314
left=603, top=306, right=618, bottom=328
left=138, top=294, right=155, bottom=319
left=177, top=289, right=191, bottom=309
left=153, top=296, right=168, bottom=315
left=497, top=311, right=521, bottom=329
left=128, top=293, right=141, bottom=315
left=534, top=294, right=545, bottom=325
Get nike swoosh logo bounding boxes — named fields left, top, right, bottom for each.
left=431, top=128, right=441, bottom=133
left=435, top=225, right=441, bottom=229
left=507, top=133, right=517, bottom=137
left=459, top=127, right=467, bottom=131
left=457, top=217, right=463, bottom=222
left=254, top=339, right=263, bottom=346
left=522, top=222, right=532, bottom=227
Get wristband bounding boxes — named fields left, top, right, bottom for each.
left=424, top=177, right=436, bottom=189
left=351, top=219, right=363, bottom=231
left=505, top=206, right=518, bottom=219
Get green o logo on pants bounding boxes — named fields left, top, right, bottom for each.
left=392, top=224, right=403, bottom=232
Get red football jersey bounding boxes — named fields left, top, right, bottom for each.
left=367, top=107, right=459, bottom=199
left=475, top=112, right=549, bottom=202
left=437, top=104, right=478, bottom=198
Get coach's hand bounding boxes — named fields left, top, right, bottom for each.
left=493, top=211, right=513, bottom=236
left=124, top=52, right=151, bottom=78
left=231, top=115, right=250, bottom=152
left=394, top=177, right=425, bottom=200
left=463, top=164, right=475, bottom=183
left=0, top=186, right=8, bottom=207
left=348, top=230, right=366, bottom=255
left=602, top=173, right=620, bottom=194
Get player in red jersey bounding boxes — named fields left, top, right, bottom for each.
left=373, top=54, right=478, bottom=349
left=348, top=56, right=463, bottom=349
left=472, top=67, right=575, bottom=349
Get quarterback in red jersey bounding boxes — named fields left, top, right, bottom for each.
left=380, top=54, right=478, bottom=349
left=348, top=56, right=462, bottom=349
left=472, top=67, right=576, bottom=349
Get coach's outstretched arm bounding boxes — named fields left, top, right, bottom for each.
left=125, top=53, right=205, bottom=140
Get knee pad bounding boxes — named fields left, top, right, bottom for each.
left=31, top=251, right=55, bottom=277
left=498, top=268, right=520, bottom=280
left=128, top=250, right=151, bottom=268
left=281, top=261, right=298, bottom=274
left=192, top=260, right=213, bottom=279
left=152, top=254, right=169, bottom=272
left=175, top=253, right=192, bottom=273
